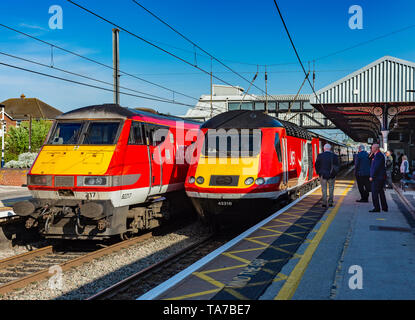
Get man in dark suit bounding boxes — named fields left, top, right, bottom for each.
left=369, top=144, right=388, bottom=212
left=315, top=144, right=340, bottom=207
left=355, top=145, right=371, bottom=202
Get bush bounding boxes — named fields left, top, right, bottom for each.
left=4, top=120, right=52, bottom=162
left=4, top=152, right=38, bottom=169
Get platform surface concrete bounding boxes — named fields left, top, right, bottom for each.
left=0, top=186, right=31, bottom=218
left=261, top=179, right=415, bottom=300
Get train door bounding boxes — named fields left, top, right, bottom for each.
left=307, top=142, right=313, bottom=180
left=144, top=124, right=164, bottom=196
left=313, top=142, right=318, bottom=177
left=281, top=136, right=288, bottom=187
left=121, top=121, right=151, bottom=205
left=160, top=129, right=176, bottom=191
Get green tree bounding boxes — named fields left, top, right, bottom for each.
left=4, top=120, right=52, bottom=162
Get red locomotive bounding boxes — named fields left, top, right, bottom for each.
left=184, top=110, right=352, bottom=224
left=13, top=104, right=200, bottom=239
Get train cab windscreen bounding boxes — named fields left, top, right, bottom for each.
left=203, top=130, right=262, bottom=157
left=49, top=122, right=83, bottom=145
left=83, top=122, right=120, bottom=145
left=48, top=121, right=121, bottom=145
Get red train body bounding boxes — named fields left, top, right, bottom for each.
left=184, top=110, right=352, bottom=223
left=14, top=104, right=200, bottom=239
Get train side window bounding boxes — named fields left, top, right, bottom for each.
left=274, top=133, right=282, bottom=161
left=128, top=122, right=145, bottom=145
left=146, top=125, right=169, bottom=147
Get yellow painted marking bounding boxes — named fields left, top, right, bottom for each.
left=271, top=219, right=292, bottom=225
left=193, top=272, right=225, bottom=288
left=166, top=289, right=221, bottom=300
left=376, top=218, right=386, bottom=221
left=262, top=268, right=277, bottom=275
left=275, top=180, right=354, bottom=300
left=225, top=246, right=267, bottom=254
left=240, top=273, right=289, bottom=288
left=0, top=207, right=13, bottom=211
left=244, top=238, right=302, bottom=259
left=291, top=223, right=314, bottom=230
left=203, top=264, right=248, bottom=274
left=221, top=252, right=252, bottom=264
left=284, top=212, right=316, bottom=219
left=258, top=227, right=305, bottom=240
left=222, top=288, right=250, bottom=300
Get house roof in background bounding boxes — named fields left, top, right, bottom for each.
left=0, top=94, right=62, bottom=120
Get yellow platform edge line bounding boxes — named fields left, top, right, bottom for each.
left=274, top=180, right=354, bottom=300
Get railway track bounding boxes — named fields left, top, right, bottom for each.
left=0, top=232, right=153, bottom=295
left=86, top=234, right=231, bottom=300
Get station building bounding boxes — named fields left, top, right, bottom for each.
left=184, top=56, right=415, bottom=165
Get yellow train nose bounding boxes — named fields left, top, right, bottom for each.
left=194, top=155, right=260, bottom=189
left=30, top=145, right=116, bottom=175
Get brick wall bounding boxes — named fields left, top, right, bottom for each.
left=0, top=169, right=28, bottom=186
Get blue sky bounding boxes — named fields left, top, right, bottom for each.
left=1, top=0, right=415, bottom=115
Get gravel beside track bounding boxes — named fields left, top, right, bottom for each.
left=91, top=235, right=231, bottom=300
left=0, top=240, right=48, bottom=260
left=0, top=222, right=209, bottom=300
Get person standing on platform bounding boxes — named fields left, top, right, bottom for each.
left=385, top=151, right=394, bottom=189
left=355, top=145, right=371, bottom=202
left=369, top=144, right=388, bottom=213
left=315, top=144, right=339, bottom=208
left=400, top=155, right=410, bottom=179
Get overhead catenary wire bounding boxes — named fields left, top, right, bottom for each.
left=237, top=71, right=259, bottom=110
left=130, top=0, right=272, bottom=100
left=271, top=0, right=324, bottom=111
left=0, top=23, right=226, bottom=112
left=0, top=23, right=199, bottom=103
left=0, top=61, right=198, bottom=107
left=0, top=51, right=194, bottom=106
left=66, top=0, right=263, bottom=103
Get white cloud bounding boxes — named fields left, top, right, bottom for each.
left=18, top=23, right=48, bottom=32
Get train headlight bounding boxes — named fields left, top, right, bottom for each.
left=255, top=178, right=265, bottom=185
left=84, top=176, right=108, bottom=186
left=196, top=176, right=205, bottom=184
left=28, top=175, right=52, bottom=186
left=188, top=176, right=195, bottom=184
left=244, top=177, right=254, bottom=185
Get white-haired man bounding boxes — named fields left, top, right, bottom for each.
left=315, top=144, right=340, bottom=207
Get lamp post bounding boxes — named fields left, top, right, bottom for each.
left=0, top=104, right=4, bottom=167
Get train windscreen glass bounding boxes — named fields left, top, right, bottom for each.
left=49, top=122, right=83, bottom=145
left=203, top=130, right=261, bottom=157
left=83, top=122, right=120, bottom=145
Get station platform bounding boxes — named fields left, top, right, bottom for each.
left=0, top=186, right=31, bottom=219
left=139, top=172, right=415, bottom=300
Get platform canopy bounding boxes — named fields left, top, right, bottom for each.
left=311, top=56, right=415, bottom=146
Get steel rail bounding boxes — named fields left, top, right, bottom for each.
left=0, top=232, right=153, bottom=295
left=86, top=235, right=214, bottom=300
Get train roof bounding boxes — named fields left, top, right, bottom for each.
left=57, top=104, right=201, bottom=126
left=201, top=110, right=313, bottom=140
left=201, top=110, right=283, bottom=130
left=278, top=119, right=313, bottom=140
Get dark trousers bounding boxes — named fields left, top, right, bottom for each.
left=356, top=175, right=370, bottom=200
left=371, top=178, right=388, bottom=211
